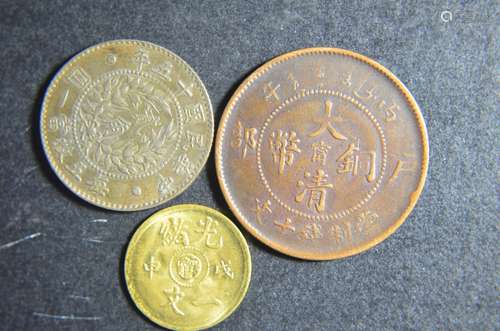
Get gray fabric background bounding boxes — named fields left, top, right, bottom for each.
left=0, top=1, right=498, bottom=330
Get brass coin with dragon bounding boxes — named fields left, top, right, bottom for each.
left=41, top=40, right=213, bottom=211
left=216, top=48, right=428, bottom=260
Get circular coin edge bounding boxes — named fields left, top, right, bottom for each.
left=124, top=204, right=252, bottom=330
left=215, top=47, right=429, bottom=260
left=40, top=39, right=214, bottom=211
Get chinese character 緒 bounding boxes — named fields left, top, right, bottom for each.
left=160, top=217, right=190, bottom=246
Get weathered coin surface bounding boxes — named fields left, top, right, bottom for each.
left=40, top=40, right=213, bottom=211
left=216, top=48, right=428, bottom=260
left=125, top=204, right=251, bottom=330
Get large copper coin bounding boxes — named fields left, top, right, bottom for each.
left=216, top=48, right=428, bottom=260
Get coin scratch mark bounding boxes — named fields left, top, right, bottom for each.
left=33, top=312, right=102, bottom=321
left=58, top=89, right=70, bottom=108
left=82, top=238, right=104, bottom=243
left=23, top=125, right=32, bottom=134
left=91, top=219, right=108, bottom=223
left=23, top=165, right=39, bottom=176
left=191, top=298, right=222, bottom=306
left=69, top=295, right=91, bottom=301
left=50, top=234, right=120, bottom=244
left=0, top=232, right=42, bottom=251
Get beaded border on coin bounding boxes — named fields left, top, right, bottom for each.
left=124, top=204, right=252, bottom=330
left=215, top=47, right=429, bottom=260
left=40, top=40, right=213, bottom=211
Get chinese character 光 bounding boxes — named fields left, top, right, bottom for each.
left=195, top=216, right=223, bottom=249
left=295, top=169, right=333, bottom=213
left=309, top=100, right=347, bottom=141
left=269, top=130, right=301, bottom=175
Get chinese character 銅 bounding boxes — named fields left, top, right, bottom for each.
left=309, top=100, right=347, bottom=141
left=336, top=138, right=376, bottom=183
left=295, top=169, right=333, bottom=213
left=269, top=129, right=301, bottom=175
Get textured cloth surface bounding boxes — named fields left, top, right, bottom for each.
left=0, top=1, right=498, bottom=330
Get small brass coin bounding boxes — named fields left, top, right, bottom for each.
left=216, top=48, right=428, bottom=260
left=40, top=40, right=213, bottom=211
left=125, top=204, right=251, bottom=330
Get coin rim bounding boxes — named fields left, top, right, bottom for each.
left=124, top=204, right=252, bottom=330
left=40, top=39, right=214, bottom=211
left=215, top=47, right=429, bottom=260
